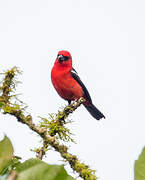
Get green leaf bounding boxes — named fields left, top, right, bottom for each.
left=0, top=136, right=14, bottom=174
left=135, top=147, right=145, bottom=180
left=16, top=158, right=75, bottom=180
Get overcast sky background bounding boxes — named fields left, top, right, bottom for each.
left=0, top=0, right=145, bottom=179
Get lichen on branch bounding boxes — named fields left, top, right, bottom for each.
left=0, top=67, right=97, bottom=180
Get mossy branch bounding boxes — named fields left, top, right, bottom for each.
left=0, top=67, right=97, bottom=180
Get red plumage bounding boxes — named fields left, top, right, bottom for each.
left=51, top=50, right=105, bottom=120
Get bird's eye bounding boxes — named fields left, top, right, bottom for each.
left=63, top=56, right=69, bottom=61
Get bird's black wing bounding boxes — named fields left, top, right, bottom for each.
left=70, top=68, right=92, bottom=103
left=71, top=68, right=105, bottom=120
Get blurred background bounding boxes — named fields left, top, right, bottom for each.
left=0, top=0, right=145, bottom=179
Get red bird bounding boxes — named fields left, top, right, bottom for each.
left=51, top=50, right=105, bottom=120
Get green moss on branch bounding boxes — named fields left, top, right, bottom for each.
left=0, top=67, right=97, bottom=180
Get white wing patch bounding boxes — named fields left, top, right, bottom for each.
left=71, top=69, right=78, bottom=76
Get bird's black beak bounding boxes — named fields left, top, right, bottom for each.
left=57, top=55, right=65, bottom=62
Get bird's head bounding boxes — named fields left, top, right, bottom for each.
left=56, top=50, right=72, bottom=67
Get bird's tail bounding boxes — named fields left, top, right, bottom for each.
left=84, top=103, right=105, bottom=120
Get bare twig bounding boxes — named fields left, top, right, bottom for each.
left=36, top=148, right=43, bottom=160
left=36, top=140, right=48, bottom=160
left=7, top=170, right=17, bottom=180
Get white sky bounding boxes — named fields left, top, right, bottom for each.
left=0, top=0, right=145, bottom=179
